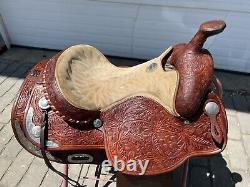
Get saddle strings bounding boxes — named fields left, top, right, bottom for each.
left=40, top=110, right=83, bottom=187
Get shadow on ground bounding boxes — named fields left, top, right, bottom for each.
left=186, top=154, right=240, bottom=187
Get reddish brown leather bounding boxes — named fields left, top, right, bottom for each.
left=100, top=95, right=227, bottom=175
left=11, top=60, right=106, bottom=163
left=43, top=53, right=100, bottom=125
left=11, top=58, right=227, bottom=169
left=166, top=20, right=226, bottom=118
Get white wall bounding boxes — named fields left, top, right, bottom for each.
left=0, top=0, right=250, bottom=73
left=0, top=14, right=10, bottom=48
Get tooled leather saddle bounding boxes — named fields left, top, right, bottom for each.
left=11, top=20, right=228, bottom=177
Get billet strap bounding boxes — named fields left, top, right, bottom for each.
left=208, top=76, right=224, bottom=145
left=40, top=110, right=82, bottom=187
left=204, top=99, right=224, bottom=146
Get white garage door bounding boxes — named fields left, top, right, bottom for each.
left=0, top=0, right=250, bottom=73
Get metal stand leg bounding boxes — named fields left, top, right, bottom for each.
left=181, top=159, right=189, bottom=187
left=62, top=164, right=69, bottom=187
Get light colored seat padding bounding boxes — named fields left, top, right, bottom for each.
left=55, top=44, right=179, bottom=116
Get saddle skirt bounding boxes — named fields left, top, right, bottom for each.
left=11, top=44, right=227, bottom=175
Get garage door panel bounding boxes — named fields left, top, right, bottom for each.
left=206, top=12, right=250, bottom=72
left=6, top=18, right=132, bottom=38
left=8, top=23, right=133, bottom=46
left=3, top=0, right=138, bottom=18
left=136, top=6, right=227, bottom=23
left=1, top=0, right=137, bottom=56
left=131, top=46, right=171, bottom=60
left=96, top=0, right=250, bottom=12
left=10, top=31, right=132, bottom=48
left=0, top=0, right=250, bottom=72
left=215, top=56, right=249, bottom=73
left=4, top=11, right=135, bottom=30
left=11, top=35, right=132, bottom=57
left=133, top=6, right=227, bottom=60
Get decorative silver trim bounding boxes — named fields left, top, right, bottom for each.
left=31, top=126, right=41, bottom=138
left=204, top=102, right=219, bottom=116
left=184, top=120, right=191, bottom=125
left=26, top=107, right=40, bottom=144
left=46, top=141, right=59, bottom=148
left=67, top=154, right=94, bottom=164
left=26, top=107, right=58, bottom=148
left=38, top=97, right=50, bottom=110
left=93, top=119, right=103, bottom=128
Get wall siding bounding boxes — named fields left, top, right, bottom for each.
left=0, top=0, right=249, bottom=73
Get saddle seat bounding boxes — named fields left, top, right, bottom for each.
left=54, top=44, right=179, bottom=118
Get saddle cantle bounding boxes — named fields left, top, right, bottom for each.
left=11, top=20, right=228, bottom=176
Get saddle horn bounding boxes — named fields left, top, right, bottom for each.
left=168, top=20, right=226, bottom=118
left=189, top=20, right=226, bottom=51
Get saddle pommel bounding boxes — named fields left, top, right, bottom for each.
left=168, top=20, right=226, bottom=118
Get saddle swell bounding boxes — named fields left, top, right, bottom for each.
left=11, top=20, right=228, bottom=177
left=166, top=20, right=226, bottom=118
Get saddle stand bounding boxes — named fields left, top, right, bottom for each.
left=11, top=20, right=228, bottom=187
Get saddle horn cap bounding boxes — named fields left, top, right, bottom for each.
left=189, top=20, right=226, bottom=50
left=200, top=20, right=226, bottom=36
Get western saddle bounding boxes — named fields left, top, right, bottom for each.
left=11, top=20, right=228, bottom=184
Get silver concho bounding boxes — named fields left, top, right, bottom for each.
left=204, top=102, right=219, bottom=116
left=31, top=126, right=41, bottom=138
left=67, top=154, right=94, bottom=164
left=38, top=97, right=50, bottom=110
left=93, top=119, right=103, bottom=128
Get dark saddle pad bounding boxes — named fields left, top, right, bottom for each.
left=11, top=20, right=228, bottom=176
